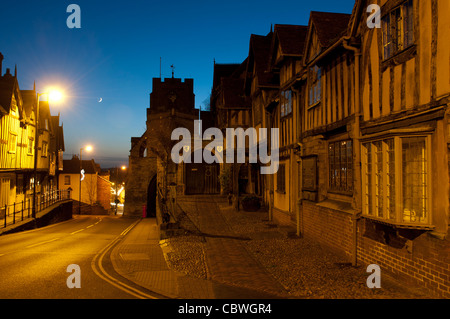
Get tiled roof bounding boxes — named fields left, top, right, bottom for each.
left=62, top=158, right=99, bottom=174
left=21, top=89, right=36, bottom=120
left=310, top=11, right=351, bottom=47
left=221, top=77, right=251, bottom=108
left=249, top=32, right=278, bottom=87
left=213, top=63, right=241, bottom=90
left=274, top=24, right=308, bottom=56
left=0, top=72, right=17, bottom=113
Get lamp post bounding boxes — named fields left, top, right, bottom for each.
left=115, top=165, right=126, bottom=215
left=79, top=145, right=93, bottom=214
left=32, top=90, right=63, bottom=219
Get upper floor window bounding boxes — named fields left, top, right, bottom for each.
left=64, top=176, right=71, bottom=186
left=42, top=141, right=48, bottom=157
left=8, top=133, right=17, bottom=154
left=308, top=65, right=322, bottom=107
left=280, top=90, right=292, bottom=117
left=382, top=0, right=414, bottom=60
left=27, top=138, right=34, bottom=155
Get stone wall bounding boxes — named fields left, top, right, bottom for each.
left=124, top=156, right=157, bottom=217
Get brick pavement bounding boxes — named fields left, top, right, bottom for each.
left=110, top=196, right=290, bottom=299
left=184, top=196, right=288, bottom=297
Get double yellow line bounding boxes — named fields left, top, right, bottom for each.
left=91, top=219, right=159, bottom=299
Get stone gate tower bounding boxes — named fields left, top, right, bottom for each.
left=124, top=77, right=197, bottom=217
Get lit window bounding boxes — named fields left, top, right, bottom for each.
left=42, top=141, right=48, bottom=157
left=382, top=0, right=414, bottom=60
left=27, top=138, right=34, bottom=155
left=8, top=133, right=17, bottom=153
left=362, top=136, right=430, bottom=226
left=329, top=140, right=353, bottom=193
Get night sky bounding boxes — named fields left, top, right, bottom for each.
left=0, top=0, right=355, bottom=168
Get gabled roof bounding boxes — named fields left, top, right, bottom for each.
left=0, top=70, right=20, bottom=114
left=247, top=32, right=278, bottom=88
left=212, top=63, right=241, bottom=91
left=51, top=115, right=65, bottom=152
left=274, top=24, right=308, bottom=56
left=62, top=157, right=99, bottom=174
left=21, top=89, right=36, bottom=121
left=221, top=77, right=251, bottom=108
left=309, top=11, right=351, bottom=48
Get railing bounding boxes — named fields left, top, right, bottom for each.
left=0, top=189, right=71, bottom=229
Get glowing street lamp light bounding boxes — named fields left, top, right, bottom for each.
left=32, top=89, right=64, bottom=219
left=115, top=165, right=127, bottom=215
left=79, top=145, right=93, bottom=214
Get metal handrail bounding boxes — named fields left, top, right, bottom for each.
left=0, top=189, right=71, bottom=229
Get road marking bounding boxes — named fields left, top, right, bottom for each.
left=91, top=219, right=162, bottom=299
left=70, top=229, right=85, bottom=235
left=26, top=238, right=60, bottom=248
left=86, top=225, right=94, bottom=229
left=91, top=236, right=158, bottom=299
left=120, top=219, right=140, bottom=236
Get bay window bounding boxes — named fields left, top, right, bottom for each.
left=362, top=136, right=431, bottom=227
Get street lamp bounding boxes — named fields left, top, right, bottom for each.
left=115, top=165, right=127, bottom=215
left=32, top=89, right=64, bottom=219
left=79, top=145, right=93, bottom=214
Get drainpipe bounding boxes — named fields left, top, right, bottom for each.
left=343, top=38, right=362, bottom=267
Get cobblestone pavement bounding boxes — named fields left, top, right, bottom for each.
left=165, top=195, right=434, bottom=299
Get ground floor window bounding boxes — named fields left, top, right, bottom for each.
left=328, top=140, right=353, bottom=193
left=362, top=136, right=430, bottom=226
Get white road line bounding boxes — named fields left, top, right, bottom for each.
left=70, top=229, right=85, bottom=235
left=26, top=238, right=60, bottom=248
left=86, top=225, right=94, bottom=229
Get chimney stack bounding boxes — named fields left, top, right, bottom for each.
left=0, top=52, right=3, bottom=76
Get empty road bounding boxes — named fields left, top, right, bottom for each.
left=0, top=215, right=148, bottom=299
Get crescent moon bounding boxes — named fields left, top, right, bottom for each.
left=98, top=98, right=103, bottom=103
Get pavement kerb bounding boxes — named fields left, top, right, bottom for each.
left=109, top=217, right=181, bottom=299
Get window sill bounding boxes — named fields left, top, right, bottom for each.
left=307, top=101, right=321, bottom=110
left=381, top=45, right=416, bottom=71
left=315, top=199, right=356, bottom=215
left=362, top=214, right=435, bottom=231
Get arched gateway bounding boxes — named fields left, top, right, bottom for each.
left=124, top=76, right=217, bottom=217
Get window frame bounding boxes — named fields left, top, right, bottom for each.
left=308, top=65, right=322, bottom=108
left=277, top=163, right=286, bottom=194
left=8, top=132, right=17, bottom=154
left=41, top=141, right=48, bottom=157
left=382, top=0, right=414, bottom=61
left=64, top=175, right=71, bottom=186
left=328, top=140, right=353, bottom=195
left=361, top=135, right=433, bottom=228
left=280, top=90, right=292, bottom=118
left=27, top=138, right=34, bottom=155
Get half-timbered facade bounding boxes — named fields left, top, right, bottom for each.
left=266, top=24, right=308, bottom=225
left=211, top=0, right=450, bottom=298
left=353, top=0, right=450, bottom=298
left=0, top=54, right=65, bottom=220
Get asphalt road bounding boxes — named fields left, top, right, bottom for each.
left=0, top=215, right=141, bottom=299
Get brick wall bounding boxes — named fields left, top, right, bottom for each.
left=97, top=175, right=111, bottom=211
left=301, top=200, right=450, bottom=298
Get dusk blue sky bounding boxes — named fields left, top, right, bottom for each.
left=0, top=0, right=355, bottom=168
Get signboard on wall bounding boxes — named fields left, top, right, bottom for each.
left=302, top=155, right=318, bottom=192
